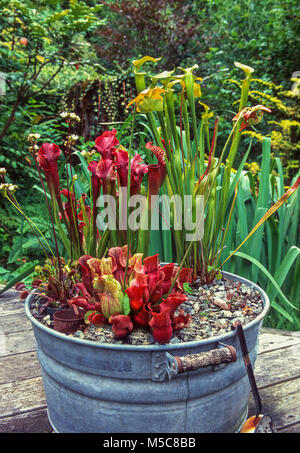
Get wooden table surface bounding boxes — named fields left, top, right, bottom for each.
left=1, top=288, right=300, bottom=433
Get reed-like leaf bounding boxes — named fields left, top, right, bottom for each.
left=221, top=175, right=300, bottom=267
left=266, top=246, right=300, bottom=303
left=229, top=251, right=298, bottom=311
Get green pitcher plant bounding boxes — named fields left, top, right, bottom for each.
left=127, top=56, right=300, bottom=284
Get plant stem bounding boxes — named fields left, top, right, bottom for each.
left=33, top=156, right=63, bottom=282
left=123, top=108, right=136, bottom=290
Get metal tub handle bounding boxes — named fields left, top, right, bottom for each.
left=152, top=344, right=237, bottom=382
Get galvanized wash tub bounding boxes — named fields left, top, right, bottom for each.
left=24, top=271, right=269, bottom=433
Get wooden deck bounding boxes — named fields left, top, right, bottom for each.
left=1, top=287, right=300, bottom=433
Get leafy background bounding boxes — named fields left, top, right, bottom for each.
left=0, top=0, right=299, bottom=329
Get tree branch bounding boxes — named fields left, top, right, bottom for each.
left=26, top=60, right=64, bottom=99
left=0, top=59, right=64, bottom=142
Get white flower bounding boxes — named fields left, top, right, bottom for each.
left=60, top=112, right=80, bottom=122
left=0, top=183, right=17, bottom=194
left=27, top=133, right=40, bottom=142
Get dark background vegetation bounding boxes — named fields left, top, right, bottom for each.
left=0, top=0, right=299, bottom=327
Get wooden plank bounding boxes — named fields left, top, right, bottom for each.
left=257, top=330, right=300, bottom=354
left=0, top=351, right=41, bottom=384
left=279, top=422, right=300, bottom=433
left=0, top=376, right=46, bottom=418
left=254, top=343, right=300, bottom=388
left=1, top=330, right=36, bottom=357
left=262, top=327, right=300, bottom=338
left=0, top=312, right=32, bottom=334
left=0, top=288, right=20, bottom=299
left=0, top=299, right=25, bottom=316
left=248, top=377, right=300, bottom=430
left=0, top=408, right=52, bottom=433
left=0, top=288, right=24, bottom=316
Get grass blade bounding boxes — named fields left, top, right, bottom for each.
left=229, top=251, right=298, bottom=311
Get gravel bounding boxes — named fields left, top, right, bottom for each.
left=29, top=276, right=264, bottom=346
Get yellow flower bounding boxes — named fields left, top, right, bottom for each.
left=245, top=161, right=260, bottom=176
left=132, top=56, right=161, bottom=73
left=127, top=87, right=165, bottom=113
left=234, top=62, right=255, bottom=76
left=171, top=68, right=203, bottom=98
left=199, top=102, right=213, bottom=121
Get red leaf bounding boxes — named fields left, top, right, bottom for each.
left=126, top=285, right=145, bottom=312
left=15, top=281, right=26, bottom=291
left=96, top=159, right=117, bottom=194
left=78, top=255, right=94, bottom=296
left=143, top=254, right=164, bottom=302
left=129, top=274, right=150, bottom=303
left=160, top=293, right=187, bottom=319
left=37, top=143, right=62, bottom=206
left=132, top=303, right=152, bottom=329
left=149, top=307, right=173, bottom=344
left=91, top=313, right=106, bottom=327
left=160, top=263, right=175, bottom=295
left=88, top=160, right=102, bottom=205
left=109, top=314, right=133, bottom=339
left=130, top=154, right=148, bottom=195
left=172, top=309, right=192, bottom=331
left=108, top=245, right=128, bottom=284
left=20, top=290, right=29, bottom=300
left=145, top=142, right=166, bottom=195
left=114, top=149, right=148, bottom=195
left=147, top=164, right=166, bottom=196
left=68, top=296, right=96, bottom=311
left=114, top=147, right=129, bottom=187
left=174, top=267, right=193, bottom=292
left=95, top=129, right=119, bottom=160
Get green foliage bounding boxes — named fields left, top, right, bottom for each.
left=0, top=190, right=59, bottom=283
left=193, top=0, right=300, bottom=169
left=0, top=0, right=104, bottom=185
left=0, top=260, right=39, bottom=294
left=199, top=0, right=300, bottom=83
left=241, top=77, right=300, bottom=182
left=221, top=144, right=300, bottom=330
left=0, top=0, right=299, bottom=334
left=95, top=0, right=201, bottom=71
left=0, top=209, right=36, bottom=287
left=145, top=138, right=300, bottom=330
left=0, top=95, right=64, bottom=185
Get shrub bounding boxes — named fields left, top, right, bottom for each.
left=95, top=0, right=201, bottom=70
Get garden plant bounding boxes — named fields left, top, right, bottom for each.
left=1, top=56, right=299, bottom=344
left=0, top=0, right=299, bottom=435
